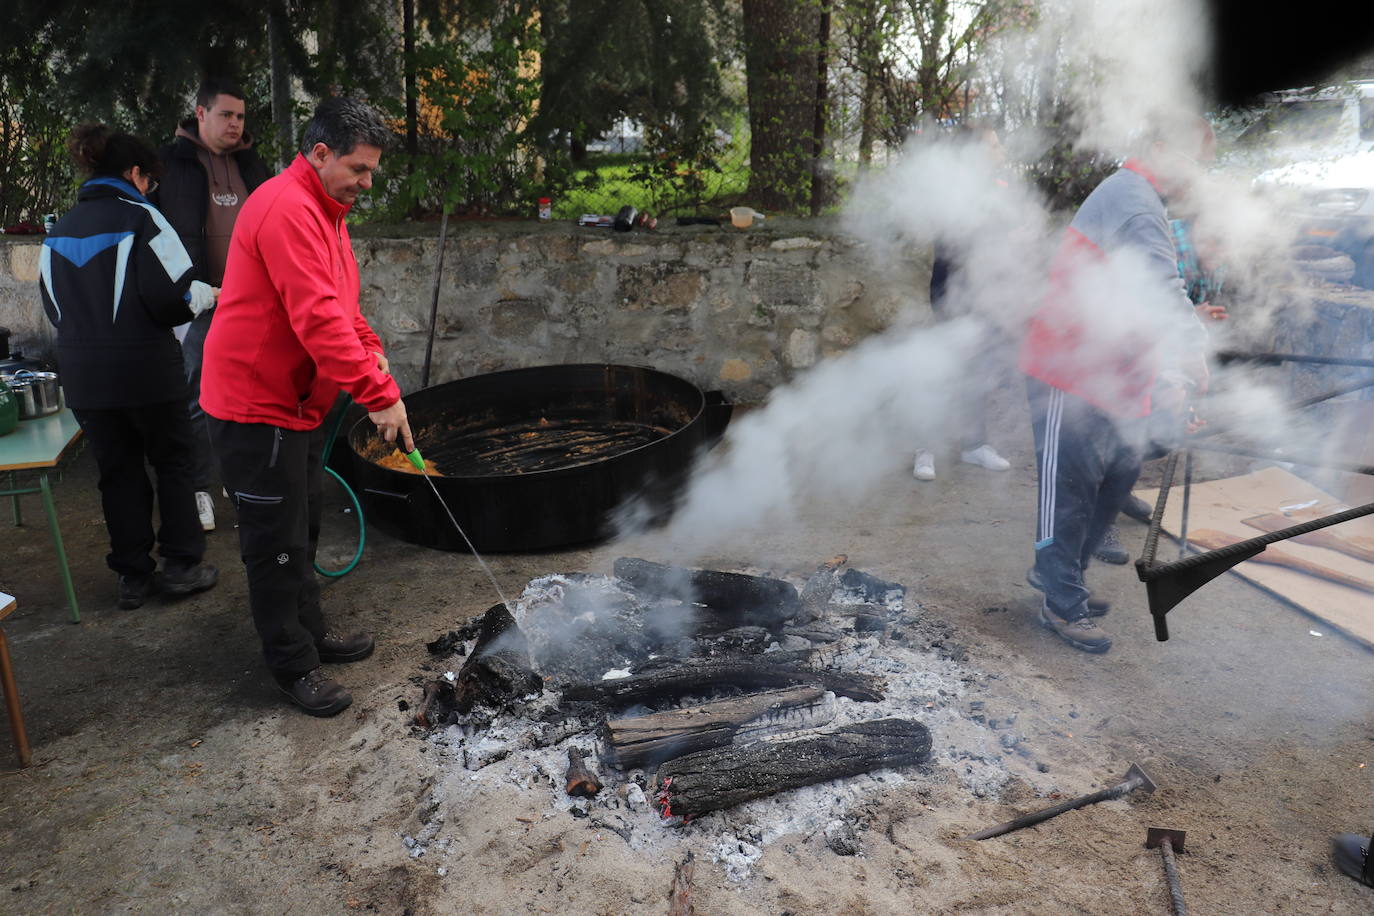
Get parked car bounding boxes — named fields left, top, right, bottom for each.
left=1245, top=81, right=1374, bottom=287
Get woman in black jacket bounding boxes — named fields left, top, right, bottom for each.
left=38, top=124, right=219, bottom=609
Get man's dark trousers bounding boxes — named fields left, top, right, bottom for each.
left=181, top=308, right=218, bottom=491
left=1027, top=377, right=1143, bottom=620
left=208, top=417, right=325, bottom=677
left=73, top=401, right=206, bottom=577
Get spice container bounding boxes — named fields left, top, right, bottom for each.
left=538, top=197, right=552, bottom=221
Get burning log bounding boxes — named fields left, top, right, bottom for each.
left=560, top=656, right=885, bottom=706
left=655, top=717, right=932, bottom=818
left=565, top=746, right=603, bottom=797
left=605, top=686, right=833, bottom=769
left=613, top=558, right=801, bottom=631
left=454, top=603, right=543, bottom=713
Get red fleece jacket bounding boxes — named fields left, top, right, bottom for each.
left=202, top=154, right=399, bottom=429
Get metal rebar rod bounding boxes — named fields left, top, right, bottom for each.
left=1190, top=373, right=1374, bottom=443
left=968, top=775, right=1147, bottom=841
left=1138, top=500, right=1374, bottom=579
left=1138, top=450, right=1181, bottom=569
left=1215, top=349, right=1374, bottom=370
left=1178, top=448, right=1193, bottom=562
left=1158, top=838, right=1188, bottom=916
left=1185, top=440, right=1374, bottom=477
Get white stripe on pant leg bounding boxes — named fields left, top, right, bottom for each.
left=1038, top=388, right=1064, bottom=545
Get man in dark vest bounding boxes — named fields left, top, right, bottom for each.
left=151, top=78, right=271, bottom=532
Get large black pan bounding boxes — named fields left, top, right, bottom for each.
left=346, top=364, right=730, bottom=552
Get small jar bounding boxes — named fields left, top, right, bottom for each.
left=538, top=197, right=552, bottom=221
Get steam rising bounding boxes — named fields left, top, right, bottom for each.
left=601, top=0, right=1367, bottom=562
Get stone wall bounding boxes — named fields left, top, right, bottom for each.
left=1, top=221, right=927, bottom=400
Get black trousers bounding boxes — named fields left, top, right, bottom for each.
left=180, top=308, right=218, bottom=492
left=72, top=401, right=205, bottom=578
left=208, top=417, right=325, bottom=677
left=1027, top=377, right=1144, bottom=620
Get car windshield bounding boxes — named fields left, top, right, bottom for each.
left=1239, top=99, right=1347, bottom=146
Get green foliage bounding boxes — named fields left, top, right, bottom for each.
left=0, top=39, right=78, bottom=224
left=379, top=10, right=543, bottom=217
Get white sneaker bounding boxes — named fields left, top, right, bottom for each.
left=960, top=444, right=1011, bottom=471
left=913, top=449, right=936, bottom=481
left=195, top=491, right=216, bottom=531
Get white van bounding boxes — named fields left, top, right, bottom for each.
left=1244, top=81, right=1374, bottom=287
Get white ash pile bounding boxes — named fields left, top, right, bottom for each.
left=401, top=557, right=1030, bottom=872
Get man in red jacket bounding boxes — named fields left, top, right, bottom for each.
left=202, top=97, right=413, bottom=716
left=1019, top=114, right=1214, bottom=655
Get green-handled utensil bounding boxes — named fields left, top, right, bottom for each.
left=403, top=446, right=514, bottom=612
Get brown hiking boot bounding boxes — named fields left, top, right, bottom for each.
left=316, top=630, right=375, bottom=664
left=1038, top=604, right=1112, bottom=653
left=275, top=668, right=352, bottom=717
left=1025, top=567, right=1110, bottom=617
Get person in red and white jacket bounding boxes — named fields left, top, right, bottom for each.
left=1019, top=114, right=1214, bottom=655
left=202, top=97, right=412, bottom=717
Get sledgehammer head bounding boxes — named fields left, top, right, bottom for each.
left=1125, top=762, right=1158, bottom=795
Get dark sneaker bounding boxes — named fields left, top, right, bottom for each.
left=117, top=574, right=156, bottom=610
left=1122, top=494, right=1154, bottom=523
left=1025, top=567, right=1110, bottom=617
left=162, top=562, right=219, bottom=597
left=1092, top=526, right=1130, bottom=565
left=1038, top=604, right=1112, bottom=653
left=275, top=668, right=352, bottom=717
left=317, top=630, right=375, bottom=663
left=1333, top=833, right=1374, bottom=888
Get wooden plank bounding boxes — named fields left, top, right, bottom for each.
left=1137, top=466, right=1374, bottom=647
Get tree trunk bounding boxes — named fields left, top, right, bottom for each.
left=403, top=0, right=417, bottom=163
left=656, top=718, right=932, bottom=817
left=742, top=0, right=822, bottom=210
left=267, top=2, right=294, bottom=171
left=809, top=0, right=832, bottom=215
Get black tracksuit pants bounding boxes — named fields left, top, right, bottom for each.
left=208, top=417, right=325, bottom=677
left=1027, top=377, right=1144, bottom=620
left=72, top=401, right=205, bottom=578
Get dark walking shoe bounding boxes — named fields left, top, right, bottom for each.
left=1038, top=604, right=1112, bottom=653
left=161, top=562, right=219, bottom=597
left=1333, top=833, right=1374, bottom=888
left=1025, top=567, right=1110, bottom=617
left=1092, top=526, right=1130, bottom=565
left=117, top=574, right=156, bottom=610
left=1122, top=494, right=1154, bottom=523
left=317, top=630, right=375, bottom=664
left=275, top=668, right=352, bottom=717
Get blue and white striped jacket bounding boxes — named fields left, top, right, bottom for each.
left=38, top=177, right=196, bottom=409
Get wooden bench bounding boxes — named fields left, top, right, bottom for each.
left=0, top=591, right=30, bottom=768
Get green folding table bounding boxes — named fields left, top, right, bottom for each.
left=0, top=407, right=83, bottom=622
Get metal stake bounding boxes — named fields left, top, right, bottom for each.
left=1146, top=827, right=1188, bottom=916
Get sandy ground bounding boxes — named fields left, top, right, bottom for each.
left=3, top=388, right=1374, bottom=915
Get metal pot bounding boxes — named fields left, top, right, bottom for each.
left=3, top=369, right=61, bottom=419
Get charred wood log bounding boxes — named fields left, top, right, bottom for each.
left=668, top=851, right=694, bottom=916
left=656, top=718, right=932, bottom=818
left=565, top=746, right=603, bottom=797
left=454, top=604, right=543, bottom=713
left=415, top=680, right=458, bottom=728
left=614, top=558, right=801, bottom=630
left=606, top=686, right=833, bottom=769
left=560, top=656, right=884, bottom=706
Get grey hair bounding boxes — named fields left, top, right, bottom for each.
left=299, top=97, right=390, bottom=156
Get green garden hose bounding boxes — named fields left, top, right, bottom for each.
left=314, top=401, right=366, bottom=578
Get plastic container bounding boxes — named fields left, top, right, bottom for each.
left=538, top=197, right=552, bottom=221
left=730, top=207, right=756, bottom=228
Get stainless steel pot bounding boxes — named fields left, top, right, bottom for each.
left=2, top=369, right=61, bottom=419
